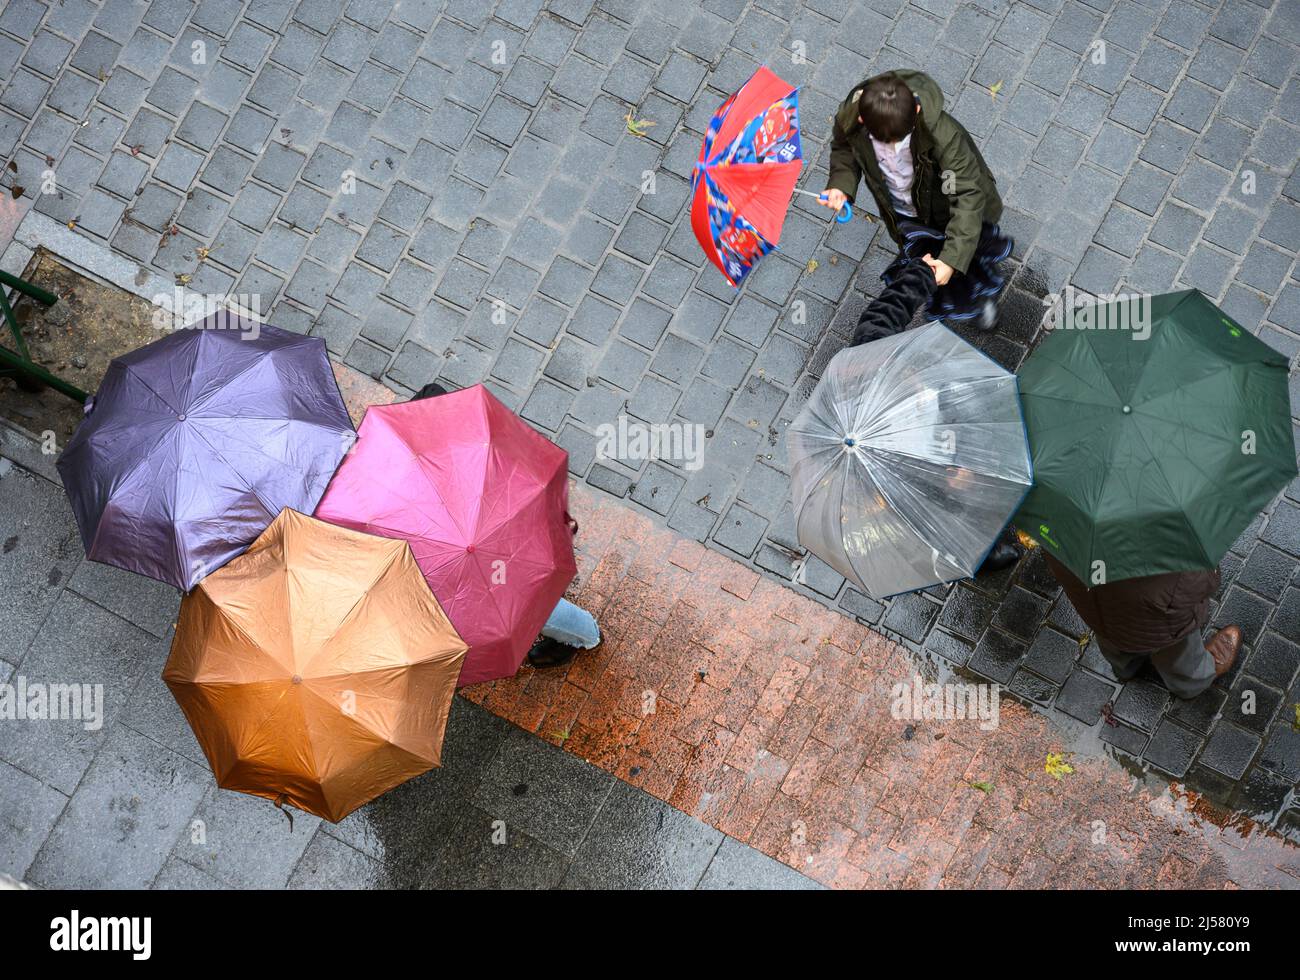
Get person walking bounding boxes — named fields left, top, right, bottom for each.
left=823, top=69, right=1011, bottom=331
left=1043, top=553, right=1241, bottom=699
left=410, top=381, right=600, bottom=669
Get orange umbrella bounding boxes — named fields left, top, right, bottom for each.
left=163, top=509, right=467, bottom=822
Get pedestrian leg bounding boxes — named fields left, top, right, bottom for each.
left=1148, top=631, right=1218, bottom=699
left=1094, top=635, right=1150, bottom=683
left=541, top=598, right=602, bottom=650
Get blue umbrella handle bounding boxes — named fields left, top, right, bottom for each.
left=816, top=192, right=853, bottom=223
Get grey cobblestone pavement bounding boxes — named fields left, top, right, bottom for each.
left=0, top=0, right=1298, bottom=828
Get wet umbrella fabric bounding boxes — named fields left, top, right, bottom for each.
left=788, top=322, right=1033, bottom=599
left=163, top=509, right=467, bottom=823
left=1014, top=289, right=1297, bottom=582
left=56, top=312, right=355, bottom=591
left=691, top=66, right=803, bottom=288
left=314, top=384, right=577, bottom=687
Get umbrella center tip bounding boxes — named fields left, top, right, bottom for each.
left=291, top=674, right=302, bottom=685
left=1121, top=405, right=1131, bottom=414
left=843, top=437, right=856, bottom=448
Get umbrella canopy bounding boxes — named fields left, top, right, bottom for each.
left=788, top=322, right=1033, bottom=599
left=692, top=66, right=803, bottom=287
left=1015, top=289, right=1297, bottom=582
left=314, top=384, right=577, bottom=687
left=163, top=509, right=467, bottom=823
left=56, top=312, right=355, bottom=591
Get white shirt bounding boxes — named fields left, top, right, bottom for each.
left=870, top=132, right=917, bottom=218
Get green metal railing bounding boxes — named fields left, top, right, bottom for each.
left=0, top=268, right=87, bottom=403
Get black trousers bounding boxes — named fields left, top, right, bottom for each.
left=849, top=258, right=937, bottom=347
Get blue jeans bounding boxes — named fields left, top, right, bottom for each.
left=542, top=598, right=601, bottom=649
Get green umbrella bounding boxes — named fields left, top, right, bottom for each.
left=1015, top=289, right=1296, bottom=583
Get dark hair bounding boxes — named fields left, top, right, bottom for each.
left=858, top=76, right=916, bottom=142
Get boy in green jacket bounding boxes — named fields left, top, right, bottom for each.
left=823, top=70, right=1011, bottom=332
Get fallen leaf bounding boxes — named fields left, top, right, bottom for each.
left=6, top=160, right=16, bottom=173
left=1045, top=752, right=1074, bottom=780
left=1292, top=704, right=1299, bottom=732
left=624, top=111, right=657, bottom=138
left=968, top=780, right=994, bottom=793
left=195, top=246, right=209, bottom=260
left=175, top=273, right=191, bottom=285
left=806, top=258, right=819, bottom=273
left=10, top=184, right=24, bottom=199
left=989, top=80, right=1003, bottom=101
left=66, top=219, right=77, bottom=230
left=1078, top=631, right=1092, bottom=652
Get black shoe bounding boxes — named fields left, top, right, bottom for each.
left=413, top=381, right=450, bottom=401
left=977, top=541, right=1021, bottom=575
left=526, top=636, right=581, bottom=669
left=976, top=298, right=998, bottom=332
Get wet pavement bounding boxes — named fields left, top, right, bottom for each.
left=0, top=0, right=1295, bottom=813
left=3, top=408, right=1297, bottom=888
left=0, top=0, right=1297, bottom=884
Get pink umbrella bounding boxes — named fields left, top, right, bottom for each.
left=314, top=384, right=577, bottom=686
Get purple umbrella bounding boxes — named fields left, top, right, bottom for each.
left=57, top=311, right=355, bottom=591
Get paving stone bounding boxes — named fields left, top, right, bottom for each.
left=630, top=463, right=686, bottom=516
left=26, top=726, right=207, bottom=889
left=1144, top=719, right=1205, bottom=778
left=1112, top=679, right=1171, bottom=733
left=1198, top=723, right=1262, bottom=780
left=1056, top=668, right=1118, bottom=724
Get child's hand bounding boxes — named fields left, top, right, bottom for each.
left=820, top=189, right=848, bottom=211
left=922, top=253, right=954, bottom=286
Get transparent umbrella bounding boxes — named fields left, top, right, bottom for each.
left=788, top=322, right=1033, bottom=599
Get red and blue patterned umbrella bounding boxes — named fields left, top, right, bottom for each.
left=691, top=67, right=806, bottom=288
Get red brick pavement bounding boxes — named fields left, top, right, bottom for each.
left=337, top=368, right=1300, bottom=890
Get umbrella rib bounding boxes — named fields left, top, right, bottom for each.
left=367, top=409, right=476, bottom=546
left=183, top=335, right=275, bottom=417
left=80, top=423, right=178, bottom=566
left=853, top=453, right=940, bottom=563
left=303, top=543, right=407, bottom=675
left=183, top=420, right=282, bottom=523
left=120, top=358, right=186, bottom=415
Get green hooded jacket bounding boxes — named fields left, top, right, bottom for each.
left=826, top=69, right=1002, bottom=275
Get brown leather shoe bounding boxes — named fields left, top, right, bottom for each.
left=1206, top=626, right=1242, bottom=678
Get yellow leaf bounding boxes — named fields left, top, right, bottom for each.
left=989, top=80, right=1003, bottom=101
left=806, top=259, right=819, bottom=273
left=1045, top=752, right=1074, bottom=780
left=625, top=112, right=657, bottom=138
left=196, top=246, right=210, bottom=260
